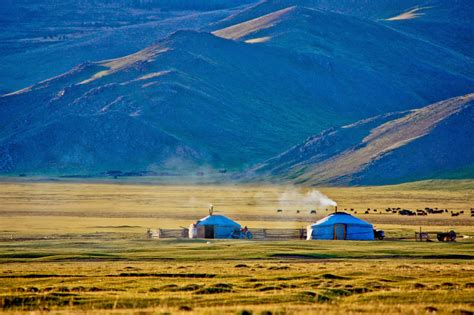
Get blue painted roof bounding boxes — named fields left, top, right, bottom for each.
left=311, top=212, right=372, bottom=227
left=196, top=214, right=241, bottom=227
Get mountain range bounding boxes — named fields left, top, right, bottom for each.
left=0, top=0, right=473, bottom=184
left=245, top=94, right=474, bottom=185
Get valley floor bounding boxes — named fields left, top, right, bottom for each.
left=0, top=180, right=473, bottom=313
left=1, top=239, right=473, bottom=314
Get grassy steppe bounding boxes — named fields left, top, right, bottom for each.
left=0, top=179, right=473, bottom=238
left=0, top=180, right=473, bottom=314
left=1, top=239, right=473, bottom=314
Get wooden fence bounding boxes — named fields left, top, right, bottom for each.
left=149, top=228, right=189, bottom=239
left=251, top=228, right=306, bottom=240
left=152, top=228, right=306, bottom=240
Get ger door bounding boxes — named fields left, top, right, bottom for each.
left=334, top=224, right=347, bottom=240
left=204, top=225, right=215, bottom=239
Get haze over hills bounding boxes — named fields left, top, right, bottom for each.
left=0, top=0, right=473, bottom=183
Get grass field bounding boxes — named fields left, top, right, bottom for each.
left=0, top=179, right=473, bottom=314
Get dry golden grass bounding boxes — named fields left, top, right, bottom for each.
left=212, top=6, right=294, bottom=40
left=0, top=180, right=472, bottom=238
left=386, top=7, right=429, bottom=21
left=244, top=36, right=272, bottom=44
left=78, top=46, right=168, bottom=85
left=1, top=242, right=473, bottom=314
left=0, top=180, right=473, bottom=313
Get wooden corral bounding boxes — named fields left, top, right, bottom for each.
left=251, top=228, right=307, bottom=240
left=148, top=228, right=189, bottom=239
left=153, top=228, right=307, bottom=240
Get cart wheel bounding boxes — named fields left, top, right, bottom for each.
left=246, top=232, right=253, bottom=240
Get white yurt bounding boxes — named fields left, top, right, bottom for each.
left=189, top=213, right=241, bottom=239
left=306, top=212, right=374, bottom=240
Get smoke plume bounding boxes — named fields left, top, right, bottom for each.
left=279, top=188, right=337, bottom=208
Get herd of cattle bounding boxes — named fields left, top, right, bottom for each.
left=278, top=208, right=474, bottom=217
left=358, top=207, right=474, bottom=217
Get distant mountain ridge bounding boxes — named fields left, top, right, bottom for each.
left=209, top=0, right=474, bottom=58
left=245, top=94, right=474, bottom=185
left=0, top=0, right=254, bottom=94
left=0, top=0, right=473, bottom=183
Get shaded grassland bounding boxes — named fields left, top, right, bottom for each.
left=0, top=180, right=473, bottom=313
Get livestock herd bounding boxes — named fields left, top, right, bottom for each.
left=277, top=207, right=474, bottom=217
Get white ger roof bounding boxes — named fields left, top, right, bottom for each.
left=196, top=214, right=241, bottom=227
left=311, top=212, right=372, bottom=227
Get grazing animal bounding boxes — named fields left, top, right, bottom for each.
left=296, top=210, right=300, bottom=214
left=399, top=209, right=416, bottom=216
left=277, top=209, right=283, bottom=213
left=416, top=209, right=427, bottom=216
left=310, top=210, right=317, bottom=214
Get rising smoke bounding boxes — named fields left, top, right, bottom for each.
left=279, top=188, right=337, bottom=209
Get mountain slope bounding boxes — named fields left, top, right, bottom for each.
left=212, top=5, right=473, bottom=73
left=0, top=1, right=473, bottom=177
left=210, top=0, right=474, bottom=58
left=0, top=30, right=344, bottom=174
left=246, top=94, right=474, bottom=185
left=0, top=1, right=255, bottom=94
left=0, top=113, right=203, bottom=175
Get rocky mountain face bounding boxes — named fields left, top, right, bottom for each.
left=0, top=0, right=473, bottom=181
